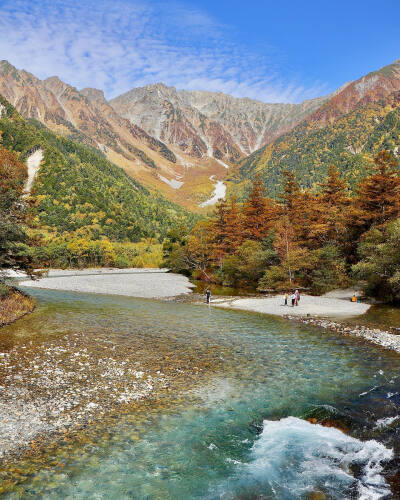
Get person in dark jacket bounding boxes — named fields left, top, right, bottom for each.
left=206, top=289, right=211, bottom=304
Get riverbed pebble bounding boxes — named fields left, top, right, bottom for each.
left=286, top=315, right=400, bottom=353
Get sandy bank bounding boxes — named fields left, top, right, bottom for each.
left=213, top=294, right=370, bottom=319
left=19, top=268, right=194, bottom=298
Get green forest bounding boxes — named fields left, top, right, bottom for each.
left=0, top=95, right=196, bottom=268
left=231, top=90, right=400, bottom=199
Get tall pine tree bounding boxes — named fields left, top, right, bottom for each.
left=357, top=151, right=400, bottom=228
left=243, top=176, right=276, bottom=240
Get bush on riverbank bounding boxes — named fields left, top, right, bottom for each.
left=0, top=286, right=35, bottom=327
left=30, top=233, right=163, bottom=269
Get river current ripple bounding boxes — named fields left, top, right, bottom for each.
left=1, top=288, right=400, bottom=499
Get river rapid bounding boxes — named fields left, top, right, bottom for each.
left=2, top=287, right=400, bottom=499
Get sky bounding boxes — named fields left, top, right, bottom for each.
left=0, top=0, right=399, bottom=103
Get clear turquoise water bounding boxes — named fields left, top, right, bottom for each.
left=5, top=288, right=400, bottom=499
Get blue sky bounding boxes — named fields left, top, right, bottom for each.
left=1, top=0, right=399, bottom=102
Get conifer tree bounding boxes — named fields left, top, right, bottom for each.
left=243, top=176, right=278, bottom=240
left=357, top=151, right=400, bottom=228
left=224, top=197, right=243, bottom=250
left=281, top=170, right=301, bottom=214
left=320, top=165, right=350, bottom=207
left=186, top=220, right=214, bottom=280
left=243, top=176, right=269, bottom=240
left=211, top=199, right=229, bottom=267
left=318, top=165, right=351, bottom=244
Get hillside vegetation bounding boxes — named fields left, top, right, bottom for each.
left=0, top=95, right=197, bottom=268
left=0, top=95, right=195, bottom=239
left=231, top=91, right=400, bottom=198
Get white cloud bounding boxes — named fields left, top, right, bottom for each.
left=0, top=0, right=326, bottom=102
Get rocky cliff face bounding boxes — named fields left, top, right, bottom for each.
left=179, top=90, right=333, bottom=154
left=110, top=83, right=243, bottom=163
left=0, top=61, right=72, bottom=132
left=110, top=83, right=334, bottom=160
left=0, top=61, right=174, bottom=163
left=308, top=60, right=400, bottom=127
left=0, top=61, right=199, bottom=207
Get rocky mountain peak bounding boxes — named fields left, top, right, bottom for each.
left=43, top=76, right=73, bottom=96
left=80, top=87, right=106, bottom=104
left=110, top=84, right=335, bottom=156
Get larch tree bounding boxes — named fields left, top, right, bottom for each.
left=186, top=220, right=214, bottom=280
left=356, top=150, right=400, bottom=228
left=318, top=165, right=351, bottom=244
left=280, top=170, right=301, bottom=214
left=242, top=176, right=276, bottom=240
left=211, top=199, right=229, bottom=268
left=224, top=197, right=243, bottom=251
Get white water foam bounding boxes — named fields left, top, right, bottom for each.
left=375, top=416, right=400, bottom=429
left=245, top=417, right=393, bottom=499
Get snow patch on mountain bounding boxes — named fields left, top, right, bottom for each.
left=25, top=149, right=43, bottom=194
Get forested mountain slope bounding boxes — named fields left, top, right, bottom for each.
left=230, top=60, right=400, bottom=197
left=0, top=95, right=195, bottom=242
left=0, top=61, right=220, bottom=209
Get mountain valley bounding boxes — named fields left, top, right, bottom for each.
left=0, top=60, right=339, bottom=210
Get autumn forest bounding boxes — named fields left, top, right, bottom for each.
left=164, top=151, right=400, bottom=302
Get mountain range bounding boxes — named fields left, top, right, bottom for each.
left=231, top=59, right=400, bottom=197
left=0, top=60, right=338, bottom=210
left=0, top=94, right=195, bottom=242
left=1, top=58, right=400, bottom=211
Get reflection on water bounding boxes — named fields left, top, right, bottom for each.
left=2, top=288, right=400, bottom=498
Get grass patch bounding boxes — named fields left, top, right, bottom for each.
left=0, top=287, right=35, bottom=327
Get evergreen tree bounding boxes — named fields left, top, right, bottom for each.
left=320, top=165, right=350, bottom=207
left=357, top=151, right=400, bottom=228
left=242, top=176, right=276, bottom=240
left=211, top=199, right=229, bottom=267
left=224, top=197, right=243, bottom=251
left=281, top=170, right=301, bottom=214
left=318, top=165, right=351, bottom=244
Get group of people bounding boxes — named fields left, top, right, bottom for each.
left=284, top=289, right=301, bottom=306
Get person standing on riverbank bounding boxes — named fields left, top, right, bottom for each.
left=295, top=289, right=300, bottom=306
left=206, top=289, right=211, bottom=304
left=284, top=293, right=288, bottom=306
left=291, top=292, right=296, bottom=306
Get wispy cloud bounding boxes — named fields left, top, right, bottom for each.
left=0, top=0, right=326, bottom=102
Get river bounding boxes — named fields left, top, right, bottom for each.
left=2, top=287, right=400, bottom=498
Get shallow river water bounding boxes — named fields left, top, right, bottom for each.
left=2, top=288, right=400, bottom=499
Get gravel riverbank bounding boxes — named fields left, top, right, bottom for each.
left=19, top=268, right=195, bottom=298
left=288, top=315, right=400, bottom=353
